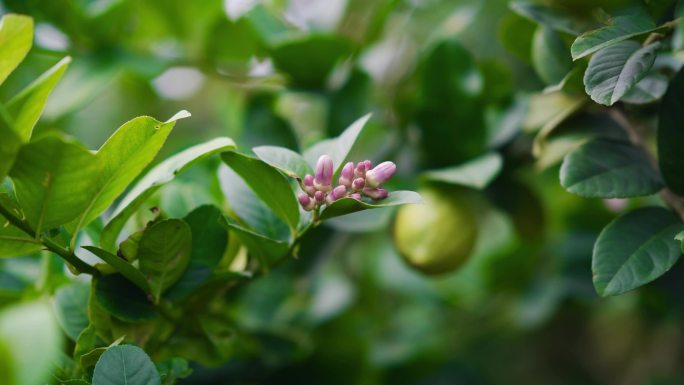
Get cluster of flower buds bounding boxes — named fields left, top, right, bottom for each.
left=297, top=155, right=397, bottom=211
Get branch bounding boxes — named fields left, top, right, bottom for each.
left=609, top=108, right=684, bottom=222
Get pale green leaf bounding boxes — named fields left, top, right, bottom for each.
left=303, top=113, right=371, bottom=174
left=0, top=14, right=33, bottom=86
left=253, top=145, right=313, bottom=179
left=422, top=153, right=502, bottom=190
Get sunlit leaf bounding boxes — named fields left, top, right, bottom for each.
left=320, top=191, right=423, bottom=220
left=0, top=14, right=33, bottom=86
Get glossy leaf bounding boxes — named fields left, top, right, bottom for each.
left=92, top=345, right=161, bottom=385
left=0, top=14, right=33, bottom=86
left=138, top=219, right=192, bottom=303
left=303, top=113, right=371, bottom=175
left=221, top=216, right=289, bottom=266
left=571, top=10, right=657, bottom=60
left=10, top=135, right=100, bottom=232
left=67, top=111, right=191, bottom=239
left=422, top=153, right=502, bottom=190
left=165, top=205, right=228, bottom=300
left=83, top=246, right=151, bottom=294
left=221, top=151, right=299, bottom=231
left=320, top=191, right=423, bottom=220
left=593, top=207, right=684, bottom=296
left=0, top=301, right=62, bottom=385
left=560, top=139, right=662, bottom=198
left=100, top=137, right=235, bottom=251
left=52, top=283, right=90, bottom=341
left=583, top=41, right=659, bottom=106
left=94, top=274, right=157, bottom=322
left=6, top=57, right=71, bottom=141
left=253, top=145, right=313, bottom=179
left=532, top=25, right=572, bottom=85
left=658, top=67, right=684, bottom=195
left=0, top=221, right=40, bottom=258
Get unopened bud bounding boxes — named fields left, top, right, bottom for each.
left=339, top=162, right=354, bottom=187
left=363, top=187, right=389, bottom=200
left=329, top=185, right=348, bottom=202
left=314, top=155, right=334, bottom=191
left=314, top=190, right=325, bottom=203
left=298, top=193, right=315, bottom=211
left=350, top=193, right=362, bottom=200
left=303, top=174, right=315, bottom=196
left=354, top=162, right=368, bottom=178
left=365, top=161, right=396, bottom=188
left=352, top=177, right=365, bottom=192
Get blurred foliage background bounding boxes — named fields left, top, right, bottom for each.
left=2, top=0, right=684, bottom=384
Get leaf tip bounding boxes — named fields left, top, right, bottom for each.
left=166, top=110, right=192, bottom=123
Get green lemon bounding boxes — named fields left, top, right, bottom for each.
left=393, top=186, right=478, bottom=275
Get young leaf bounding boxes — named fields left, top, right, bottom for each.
left=422, top=153, right=502, bottom=190
left=320, top=191, right=423, bottom=220
left=92, top=345, right=161, bottom=385
left=221, top=216, right=289, bottom=266
left=0, top=14, right=33, bottom=86
left=571, top=10, right=658, bottom=60
left=100, top=137, right=235, bottom=251
left=583, top=41, right=659, bottom=106
left=6, top=56, right=71, bottom=141
left=10, top=135, right=100, bottom=232
left=221, top=151, right=299, bottom=231
left=83, top=246, right=151, bottom=294
left=560, top=139, right=662, bottom=198
left=67, top=111, right=190, bottom=241
left=532, top=25, right=572, bottom=85
left=52, top=282, right=90, bottom=341
left=138, top=219, right=192, bottom=303
left=253, top=145, right=313, bottom=179
left=303, top=113, right=371, bottom=175
left=658, top=68, right=684, bottom=195
left=593, top=207, right=684, bottom=296
left=94, top=274, right=157, bottom=322
left=164, top=205, right=228, bottom=301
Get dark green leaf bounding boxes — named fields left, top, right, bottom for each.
left=658, top=67, right=684, bottom=195
left=320, top=191, right=423, bottom=220
left=583, top=41, right=659, bottom=106
left=593, top=207, right=684, bottom=296
left=92, top=345, right=160, bottom=385
left=532, top=25, right=572, bottom=85
left=221, top=216, right=289, bottom=266
left=560, top=139, right=662, bottom=198
left=571, top=10, right=657, bottom=60
left=52, top=283, right=90, bottom=341
left=422, top=153, right=502, bottom=190
left=510, top=1, right=586, bottom=35
left=138, top=219, right=192, bottom=303
left=221, top=151, right=299, bottom=231
left=620, top=72, right=668, bottom=104
left=94, top=274, right=157, bottom=322
left=83, top=246, right=151, bottom=294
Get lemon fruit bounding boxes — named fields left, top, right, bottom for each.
left=393, top=186, right=478, bottom=275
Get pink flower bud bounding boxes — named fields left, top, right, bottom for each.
left=352, top=177, right=365, bottom=192
left=354, top=162, right=368, bottom=178
left=314, top=190, right=325, bottom=203
left=365, top=161, right=396, bottom=188
left=363, top=187, right=388, bottom=200
left=364, top=160, right=372, bottom=169
left=298, top=193, right=315, bottom=211
left=339, top=162, right=355, bottom=187
left=314, top=155, right=334, bottom=191
left=330, top=185, right=348, bottom=201
left=350, top=193, right=362, bottom=200
left=303, top=174, right=315, bottom=196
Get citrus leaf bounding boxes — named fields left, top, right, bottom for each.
left=658, top=67, right=684, bottom=195
left=221, top=216, right=289, bottom=266
left=92, top=345, right=160, bottom=385
left=422, top=153, right=502, bottom=190
left=253, top=145, right=313, bottom=179
left=52, top=283, right=90, bottom=341
left=320, top=191, right=423, bottom=220
left=532, top=25, right=572, bottom=85
left=0, top=14, right=33, bottom=86
left=83, top=246, right=151, bottom=294
left=303, top=113, right=371, bottom=175
left=94, top=274, right=157, bottom=322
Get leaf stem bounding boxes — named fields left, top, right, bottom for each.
left=0, top=201, right=100, bottom=276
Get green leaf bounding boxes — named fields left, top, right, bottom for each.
left=510, top=1, right=585, bottom=36
left=52, top=282, right=90, bottom=341
left=658, top=67, right=684, bottom=195
left=221, top=216, right=289, bottom=266
left=100, top=137, right=235, bottom=251
left=560, top=139, right=662, bottom=198
left=0, top=301, right=62, bottom=385
left=253, top=145, right=313, bottom=179
left=0, top=221, right=41, bottom=258
left=138, top=219, right=192, bottom=302
left=67, top=111, right=191, bottom=240
left=80, top=336, right=125, bottom=371
left=571, top=10, right=658, bottom=60
left=10, top=135, right=100, bottom=232
left=221, top=151, right=299, bottom=231
left=620, top=72, right=668, bottom=104
left=6, top=56, right=71, bottom=141
left=157, top=357, right=193, bottom=385
left=0, top=14, right=33, bottom=86
left=94, top=274, right=157, bottom=322
left=92, top=345, right=160, bottom=385
left=593, top=207, right=684, bottom=296
left=83, top=246, right=151, bottom=294
left=0, top=109, right=22, bottom=182
left=320, top=191, right=423, bottom=220
left=270, top=35, right=353, bottom=88
left=422, top=153, right=502, bottom=190
left=532, top=25, right=572, bottom=85
left=303, top=113, right=371, bottom=174
left=164, top=205, right=228, bottom=301
left=583, top=41, right=659, bottom=106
